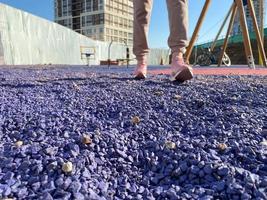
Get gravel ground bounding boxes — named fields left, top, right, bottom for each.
left=0, top=67, right=267, bottom=200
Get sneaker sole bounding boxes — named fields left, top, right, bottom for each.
left=170, top=67, right=193, bottom=82
left=134, top=72, right=146, bottom=80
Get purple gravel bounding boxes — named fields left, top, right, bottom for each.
left=0, top=66, right=266, bottom=199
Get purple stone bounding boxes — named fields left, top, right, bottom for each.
left=17, top=187, right=28, bottom=198
left=31, top=182, right=41, bottom=192
left=63, top=177, right=72, bottom=190
left=3, top=171, right=15, bottom=181
left=191, top=165, right=200, bottom=175
left=180, top=162, right=188, bottom=172
left=212, top=181, right=225, bottom=192
left=74, top=192, right=85, bottom=200
left=44, top=181, right=56, bottom=192
left=53, top=189, right=72, bottom=199
left=42, top=192, right=53, bottom=200
left=217, top=166, right=229, bottom=176
left=0, top=184, right=11, bottom=196
left=203, top=164, right=213, bottom=174
left=88, top=188, right=101, bottom=199
left=98, top=181, right=108, bottom=193
left=138, top=186, right=145, bottom=194
left=153, top=186, right=164, bottom=196
left=55, top=177, right=64, bottom=187
left=47, top=161, right=58, bottom=170
left=82, top=168, right=91, bottom=179
left=69, top=181, right=82, bottom=193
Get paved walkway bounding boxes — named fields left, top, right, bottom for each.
left=149, top=66, right=267, bottom=76
left=1, top=65, right=267, bottom=76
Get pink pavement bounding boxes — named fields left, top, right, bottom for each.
left=149, top=67, right=267, bottom=76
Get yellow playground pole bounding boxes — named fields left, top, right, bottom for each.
left=259, top=0, right=264, bottom=66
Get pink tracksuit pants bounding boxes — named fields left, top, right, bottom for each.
left=133, top=0, right=189, bottom=59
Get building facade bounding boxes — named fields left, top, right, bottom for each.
left=54, top=0, right=133, bottom=45
left=232, top=0, right=265, bottom=35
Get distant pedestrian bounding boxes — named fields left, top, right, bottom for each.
left=133, top=0, right=193, bottom=82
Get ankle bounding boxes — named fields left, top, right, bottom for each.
left=172, top=51, right=184, bottom=59
left=137, top=56, right=147, bottom=65
left=173, top=51, right=183, bottom=57
left=172, top=56, right=184, bottom=66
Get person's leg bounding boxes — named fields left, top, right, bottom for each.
left=166, top=0, right=193, bottom=82
left=133, top=0, right=153, bottom=79
left=166, top=0, right=188, bottom=55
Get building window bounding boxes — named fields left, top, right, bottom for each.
left=86, top=0, right=92, bottom=12
left=86, top=15, right=92, bottom=26
left=93, top=0, right=98, bottom=11
left=82, top=16, right=86, bottom=27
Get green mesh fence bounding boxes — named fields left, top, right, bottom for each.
left=195, top=28, right=267, bottom=49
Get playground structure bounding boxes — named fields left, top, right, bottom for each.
left=107, top=40, right=133, bottom=68
left=185, top=0, right=267, bottom=69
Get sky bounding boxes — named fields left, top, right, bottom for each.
left=0, top=0, right=265, bottom=48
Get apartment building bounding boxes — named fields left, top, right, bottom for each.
left=54, top=0, right=133, bottom=45
left=232, top=0, right=265, bottom=35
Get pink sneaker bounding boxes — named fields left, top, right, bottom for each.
left=134, top=58, right=147, bottom=79
left=170, top=55, right=193, bottom=82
